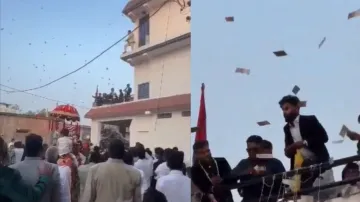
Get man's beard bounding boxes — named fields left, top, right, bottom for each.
left=199, top=155, right=212, bottom=164
left=284, top=112, right=298, bottom=123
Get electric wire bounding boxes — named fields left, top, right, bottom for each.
left=154, top=0, right=172, bottom=131
left=0, top=84, right=90, bottom=109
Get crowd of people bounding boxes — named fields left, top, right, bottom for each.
left=189, top=95, right=360, bottom=202
left=1, top=95, right=360, bottom=202
left=0, top=128, right=190, bottom=202
left=92, top=84, right=132, bottom=106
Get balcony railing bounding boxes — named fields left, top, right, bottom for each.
left=121, top=32, right=191, bottom=65
left=221, top=155, right=360, bottom=202
left=123, top=35, right=149, bottom=54
left=92, top=94, right=134, bottom=107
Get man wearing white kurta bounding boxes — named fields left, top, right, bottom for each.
left=156, top=151, right=190, bottom=202
left=154, top=161, right=171, bottom=179
left=134, top=148, right=153, bottom=191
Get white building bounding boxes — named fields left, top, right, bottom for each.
left=0, top=103, right=19, bottom=114
left=85, top=0, right=191, bottom=161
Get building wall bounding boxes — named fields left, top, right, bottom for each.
left=133, top=46, right=190, bottom=100
left=90, top=121, right=101, bottom=145
left=0, top=114, right=53, bottom=144
left=132, top=1, right=190, bottom=48
left=88, top=1, right=191, bottom=160
left=129, top=111, right=191, bottom=163
left=90, top=111, right=191, bottom=163
left=80, top=125, right=91, bottom=140
left=129, top=2, right=191, bottom=160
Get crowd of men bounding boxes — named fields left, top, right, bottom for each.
left=189, top=95, right=360, bottom=202
left=93, top=84, right=132, bottom=106
left=0, top=128, right=191, bottom=202
left=1, top=95, right=360, bottom=202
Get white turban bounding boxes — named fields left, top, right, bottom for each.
left=57, top=136, right=73, bottom=156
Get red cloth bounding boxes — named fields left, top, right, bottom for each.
left=83, top=143, right=89, bottom=149
left=195, top=83, right=207, bottom=141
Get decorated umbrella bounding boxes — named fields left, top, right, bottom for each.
left=49, top=104, right=80, bottom=138
left=50, top=104, right=80, bottom=121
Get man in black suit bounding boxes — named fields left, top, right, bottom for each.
left=279, top=95, right=330, bottom=188
left=191, top=140, right=234, bottom=202
left=232, top=136, right=285, bottom=201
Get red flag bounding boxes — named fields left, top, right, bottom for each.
left=195, top=83, right=207, bottom=141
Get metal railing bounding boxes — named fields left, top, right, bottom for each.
left=93, top=94, right=134, bottom=107
left=219, top=155, right=360, bottom=202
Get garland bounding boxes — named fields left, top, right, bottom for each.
left=198, top=158, right=220, bottom=184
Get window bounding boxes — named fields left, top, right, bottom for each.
left=138, top=15, right=150, bottom=47
left=137, top=82, right=150, bottom=99
left=181, top=111, right=190, bottom=117
left=157, top=113, right=172, bottom=119
left=16, top=129, right=30, bottom=133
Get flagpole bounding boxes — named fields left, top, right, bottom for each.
left=192, top=83, right=207, bottom=165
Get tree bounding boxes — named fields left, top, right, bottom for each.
left=5, top=104, right=21, bottom=113
left=23, top=109, right=48, bottom=117
left=9, top=104, right=20, bottom=111
left=36, top=109, right=48, bottom=117
left=24, top=110, right=36, bottom=116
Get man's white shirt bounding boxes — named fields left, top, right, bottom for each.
left=289, top=115, right=315, bottom=160
left=58, top=166, right=71, bottom=202
left=134, top=158, right=153, bottom=190
left=134, top=167, right=147, bottom=195
left=154, top=161, right=170, bottom=179
left=79, top=153, right=86, bottom=165
left=156, top=170, right=191, bottom=202
left=145, top=153, right=153, bottom=163
left=14, top=148, right=24, bottom=164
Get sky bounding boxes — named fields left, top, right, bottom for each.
left=191, top=0, right=360, bottom=198
left=0, top=0, right=134, bottom=125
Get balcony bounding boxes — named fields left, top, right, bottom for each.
left=123, top=0, right=167, bottom=22
left=92, top=95, right=134, bottom=108
left=84, top=93, right=190, bottom=120
left=121, top=32, right=190, bottom=66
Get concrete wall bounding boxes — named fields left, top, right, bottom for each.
left=131, top=1, right=190, bottom=101
left=133, top=47, right=190, bottom=100
left=132, top=1, right=190, bottom=48
left=90, top=110, right=191, bottom=163
left=88, top=1, right=192, bottom=162
left=129, top=111, right=191, bottom=163
left=90, top=120, right=101, bottom=145
left=0, top=114, right=53, bottom=144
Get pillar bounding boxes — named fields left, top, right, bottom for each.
left=90, top=120, right=101, bottom=146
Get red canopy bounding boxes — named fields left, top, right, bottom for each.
left=50, top=104, right=80, bottom=121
